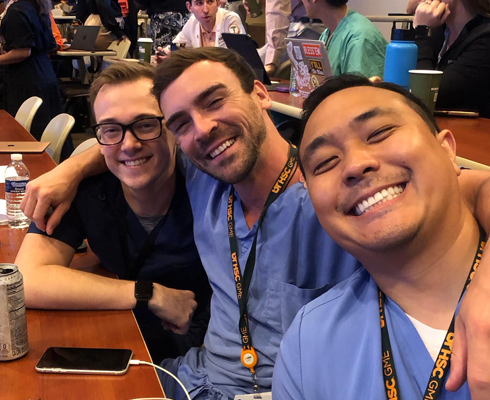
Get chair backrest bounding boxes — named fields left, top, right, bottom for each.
left=71, top=137, right=98, bottom=157
left=50, top=8, right=63, bottom=16
left=101, top=38, right=132, bottom=70
left=106, top=38, right=131, bottom=60
left=15, top=96, right=43, bottom=132
left=41, top=113, right=75, bottom=164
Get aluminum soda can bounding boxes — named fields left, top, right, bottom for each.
left=0, top=264, right=28, bottom=361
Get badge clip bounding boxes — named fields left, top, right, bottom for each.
left=241, top=347, right=258, bottom=373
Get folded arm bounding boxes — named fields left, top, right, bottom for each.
left=15, top=233, right=197, bottom=334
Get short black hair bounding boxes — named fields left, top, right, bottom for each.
left=302, top=74, right=440, bottom=136
left=324, top=0, right=348, bottom=8
left=152, top=47, right=257, bottom=102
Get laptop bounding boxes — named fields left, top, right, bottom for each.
left=66, top=26, right=100, bottom=51
left=221, top=33, right=285, bottom=91
left=284, top=38, right=333, bottom=97
left=0, top=141, right=50, bottom=153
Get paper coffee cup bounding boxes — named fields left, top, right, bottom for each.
left=409, top=70, right=443, bottom=113
left=138, top=38, right=153, bottom=63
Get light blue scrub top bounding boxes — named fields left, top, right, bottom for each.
left=273, top=268, right=470, bottom=400
left=160, top=159, right=360, bottom=399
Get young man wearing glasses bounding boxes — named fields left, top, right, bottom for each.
left=14, top=62, right=212, bottom=364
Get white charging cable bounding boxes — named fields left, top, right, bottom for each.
left=129, top=359, right=192, bottom=400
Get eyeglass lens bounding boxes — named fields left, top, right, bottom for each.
left=96, top=118, right=161, bottom=144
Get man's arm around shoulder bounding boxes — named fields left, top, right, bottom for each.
left=21, top=144, right=107, bottom=235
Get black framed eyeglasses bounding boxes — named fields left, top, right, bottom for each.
left=92, top=116, right=165, bottom=145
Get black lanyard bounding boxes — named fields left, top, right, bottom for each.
left=379, top=226, right=486, bottom=400
left=116, top=189, right=170, bottom=280
left=228, top=143, right=298, bottom=391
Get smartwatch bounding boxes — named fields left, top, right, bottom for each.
left=134, top=280, right=154, bottom=309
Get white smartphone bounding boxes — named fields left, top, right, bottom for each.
left=35, top=347, right=133, bottom=375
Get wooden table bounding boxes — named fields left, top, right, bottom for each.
left=53, top=15, right=76, bottom=22
left=0, top=111, right=165, bottom=400
left=269, top=91, right=490, bottom=166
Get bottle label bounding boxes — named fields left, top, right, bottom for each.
left=5, top=179, right=28, bottom=194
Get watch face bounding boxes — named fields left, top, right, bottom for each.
left=135, top=281, right=153, bottom=300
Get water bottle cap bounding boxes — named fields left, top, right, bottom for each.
left=391, top=21, right=416, bottom=41
left=11, top=154, right=22, bottom=161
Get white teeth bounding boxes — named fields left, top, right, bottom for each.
left=210, top=139, right=235, bottom=159
left=124, top=157, right=148, bottom=166
left=354, top=184, right=405, bottom=216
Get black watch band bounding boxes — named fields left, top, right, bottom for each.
left=134, top=280, right=153, bottom=309
left=415, top=25, right=431, bottom=38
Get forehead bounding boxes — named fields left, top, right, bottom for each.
left=160, top=60, right=242, bottom=113
left=302, top=86, right=416, bottom=144
left=94, top=78, right=160, bottom=120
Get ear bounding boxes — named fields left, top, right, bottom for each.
left=252, top=80, right=273, bottom=110
left=186, top=1, right=192, bottom=12
left=300, top=172, right=307, bottom=188
left=437, top=129, right=460, bottom=176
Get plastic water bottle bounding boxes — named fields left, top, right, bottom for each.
left=289, top=68, right=300, bottom=97
left=383, top=22, right=418, bottom=90
left=5, top=154, right=30, bottom=229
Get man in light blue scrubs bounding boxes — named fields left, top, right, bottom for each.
left=273, top=74, right=484, bottom=399
left=153, top=47, right=359, bottom=399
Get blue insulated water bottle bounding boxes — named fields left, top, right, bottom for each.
left=383, top=21, right=418, bottom=89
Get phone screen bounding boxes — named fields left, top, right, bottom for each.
left=36, top=347, right=133, bottom=375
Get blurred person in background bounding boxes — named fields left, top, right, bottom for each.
left=83, top=0, right=128, bottom=49
left=156, top=0, right=245, bottom=57
left=413, top=0, right=490, bottom=117
left=303, top=0, right=387, bottom=77
left=136, top=0, right=191, bottom=52
left=172, top=0, right=244, bottom=48
left=256, top=0, right=325, bottom=76
left=0, top=0, right=73, bottom=159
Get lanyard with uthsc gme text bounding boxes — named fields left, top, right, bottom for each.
left=228, top=143, right=298, bottom=392
left=379, top=226, right=486, bottom=400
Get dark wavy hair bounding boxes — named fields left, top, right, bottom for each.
left=324, top=0, right=348, bottom=8
left=152, top=47, right=257, bottom=101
